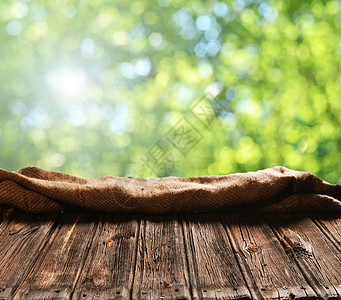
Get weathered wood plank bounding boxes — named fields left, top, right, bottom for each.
left=267, top=213, right=341, bottom=299
left=0, top=213, right=58, bottom=300
left=13, top=213, right=98, bottom=300
left=72, top=214, right=140, bottom=300
left=183, top=213, right=250, bottom=300
left=222, top=213, right=316, bottom=299
left=132, top=215, right=191, bottom=300
left=310, top=213, right=341, bottom=252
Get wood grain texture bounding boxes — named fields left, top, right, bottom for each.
left=72, top=214, right=140, bottom=300
left=222, top=213, right=316, bottom=300
left=132, top=215, right=191, bottom=300
left=0, top=210, right=339, bottom=300
left=182, top=213, right=250, bottom=300
left=267, top=213, right=341, bottom=299
left=12, top=213, right=98, bottom=300
left=311, top=213, right=341, bottom=252
left=0, top=213, right=58, bottom=300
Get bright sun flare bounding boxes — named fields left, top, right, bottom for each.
left=45, top=67, right=88, bottom=99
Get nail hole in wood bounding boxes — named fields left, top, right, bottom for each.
left=116, top=291, right=120, bottom=294
left=174, top=288, right=179, bottom=292
left=55, top=290, right=60, bottom=293
left=83, top=294, right=86, bottom=297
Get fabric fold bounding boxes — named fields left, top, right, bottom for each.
left=0, top=166, right=340, bottom=214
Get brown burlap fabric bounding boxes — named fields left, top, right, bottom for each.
left=0, top=166, right=340, bottom=214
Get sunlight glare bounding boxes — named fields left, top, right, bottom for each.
left=46, top=67, right=88, bottom=99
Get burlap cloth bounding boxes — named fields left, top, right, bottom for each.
left=0, top=166, right=340, bottom=214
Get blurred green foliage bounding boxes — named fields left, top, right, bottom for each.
left=0, top=0, right=341, bottom=182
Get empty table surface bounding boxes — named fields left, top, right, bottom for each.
left=0, top=207, right=340, bottom=300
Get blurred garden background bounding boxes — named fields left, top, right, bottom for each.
left=0, top=0, right=341, bottom=182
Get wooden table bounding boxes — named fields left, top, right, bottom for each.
left=0, top=208, right=340, bottom=299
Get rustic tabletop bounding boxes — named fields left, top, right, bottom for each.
left=0, top=208, right=340, bottom=299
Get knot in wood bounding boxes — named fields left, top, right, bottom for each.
left=246, top=243, right=260, bottom=253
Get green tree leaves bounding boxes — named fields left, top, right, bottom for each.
left=0, top=0, right=340, bottom=183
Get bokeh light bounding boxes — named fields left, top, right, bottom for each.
left=0, top=0, right=341, bottom=183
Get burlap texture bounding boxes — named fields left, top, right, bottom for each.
left=0, top=166, right=340, bottom=214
